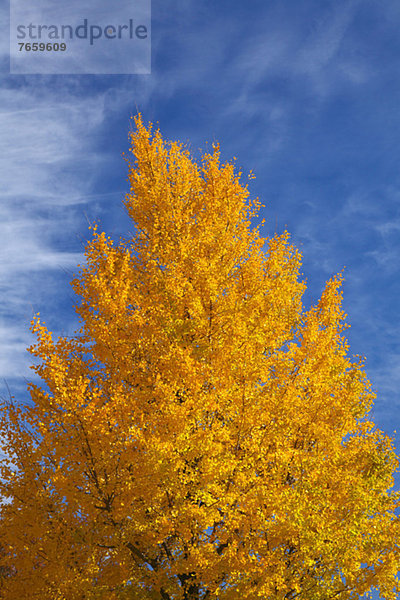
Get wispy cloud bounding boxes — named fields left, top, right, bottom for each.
left=0, top=84, right=107, bottom=381
left=294, top=2, right=361, bottom=71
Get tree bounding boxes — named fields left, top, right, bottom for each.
left=0, top=116, right=399, bottom=600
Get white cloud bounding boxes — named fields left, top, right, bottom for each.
left=0, top=87, right=105, bottom=201
left=295, top=1, right=360, bottom=73
left=0, top=84, right=107, bottom=380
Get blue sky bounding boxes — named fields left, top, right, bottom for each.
left=1, top=0, right=400, bottom=532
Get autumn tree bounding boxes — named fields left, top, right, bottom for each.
left=0, top=116, right=399, bottom=600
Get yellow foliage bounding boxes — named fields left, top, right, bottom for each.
left=0, top=116, right=399, bottom=600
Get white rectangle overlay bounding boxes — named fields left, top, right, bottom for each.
left=10, top=0, right=151, bottom=74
